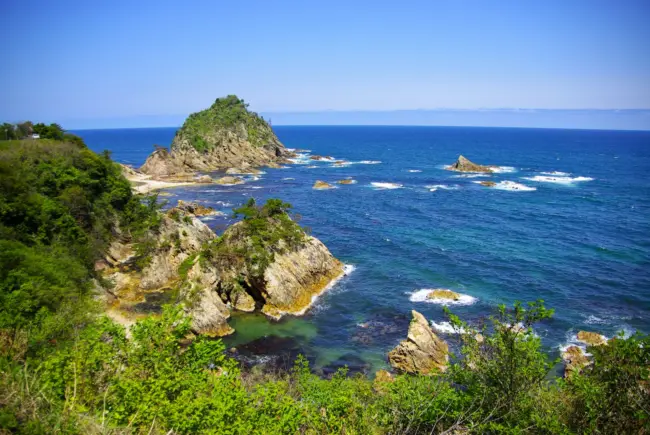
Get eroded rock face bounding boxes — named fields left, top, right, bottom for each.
left=446, top=155, right=496, bottom=173
left=577, top=330, right=607, bottom=346
left=173, top=200, right=221, bottom=217
left=389, top=310, right=449, bottom=375
left=140, top=96, right=290, bottom=178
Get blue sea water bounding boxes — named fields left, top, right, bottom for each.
left=75, top=126, right=650, bottom=373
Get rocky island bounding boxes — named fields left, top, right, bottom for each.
left=140, top=95, right=292, bottom=178
left=446, top=155, right=497, bottom=173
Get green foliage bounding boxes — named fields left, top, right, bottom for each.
left=0, top=136, right=161, bottom=357
left=202, top=198, right=306, bottom=279
left=564, top=331, right=650, bottom=433
left=178, top=95, right=277, bottom=152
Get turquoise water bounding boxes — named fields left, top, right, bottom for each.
left=76, top=126, right=650, bottom=374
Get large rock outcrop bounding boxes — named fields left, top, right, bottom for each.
left=389, top=310, right=449, bottom=375
left=140, top=96, right=291, bottom=178
left=446, top=155, right=496, bottom=173
left=99, top=199, right=344, bottom=337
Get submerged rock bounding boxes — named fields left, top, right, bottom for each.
left=446, top=155, right=496, bottom=173
left=577, top=330, right=607, bottom=346
left=426, top=289, right=461, bottom=301
left=336, top=179, right=356, bottom=185
left=313, top=180, right=335, bottom=189
left=215, top=176, right=245, bottom=185
left=388, top=310, right=449, bottom=375
left=479, top=181, right=497, bottom=187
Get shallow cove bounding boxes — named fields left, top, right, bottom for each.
left=78, top=126, right=650, bottom=375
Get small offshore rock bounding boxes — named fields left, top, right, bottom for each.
left=577, top=330, right=607, bottom=346
left=479, top=181, right=497, bottom=187
left=426, top=289, right=461, bottom=301
left=336, top=179, right=356, bottom=185
left=215, top=176, right=245, bottom=185
left=446, top=155, right=496, bottom=173
left=313, top=180, right=335, bottom=189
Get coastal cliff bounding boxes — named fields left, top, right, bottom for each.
left=140, top=95, right=291, bottom=177
left=99, top=198, right=343, bottom=336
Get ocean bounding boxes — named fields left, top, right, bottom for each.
left=75, top=125, right=650, bottom=374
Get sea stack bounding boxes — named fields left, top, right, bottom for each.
left=388, top=310, right=449, bottom=375
left=140, top=95, right=291, bottom=178
left=446, top=155, right=496, bottom=173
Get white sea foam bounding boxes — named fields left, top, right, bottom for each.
left=491, top=166, right=517, bottom=173
left=358, top=160, right=381, bottom=164
left=431, top=321, right=466, bottom=334
left=370, top=182, right=403, bottom=190
left=523, top=175, right=594, bottom=184
left=558, top=333, right=591, bottom=356
left=541, top=171, right=570, bottom=176
left=282, top=177, right=295, bottom=181
left=473, top=180, right=536, bottom=191
left=330, top=161, right=352, bottom=167
left=408, top=289, right=477, bottom=306
left=407, top=169, right=422, bottom=173
left=427, top=184, right=458, bottom=192
left=306, top=165, right=318, bottom=169
left=451, top=173, right=489, bottom=178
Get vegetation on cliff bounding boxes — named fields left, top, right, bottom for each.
left=1, top=132, right=648, bottom=434
left=179, top=95, right=278, bottom=152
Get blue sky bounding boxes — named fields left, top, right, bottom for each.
left=2, top=0, right=650, bottom=129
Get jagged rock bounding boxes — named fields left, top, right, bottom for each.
left=374, top=369, right=394, bottom=383
left=140, top=96, right=290, bottom=177
left=215, top=176, right=245, bottom=185
left=577, top=330, right=607, bottom=346
left=261, top=237, right=344, bottom=319
left=426, top=289, right=460, bottom=301
left=446, top=155, right=496, bottom=173
left=336, top=179, right=356, bottom=185
left=479, top=181, right=497, bottom=187
left=562, top=345, right=590, bottom=378
left=313, top=180, right=335, bottom=189
left=389, top=310, right=449, bottom=375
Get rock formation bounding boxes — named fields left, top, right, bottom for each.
left=562, top=345, right=590, bottom=378
left=172, top=200, right=222, bottom=217
left=388, top=310, right=449, bottom=374
left=99, top=200, right=343, bottom=336
left=336, top=179, right=356, bottom=185
left=426, top=289, right=460, bottom=301
left=577, top=330, right=607, bottom=346
left=313, top=180, right=335, bottom=189
left=215, top=176, right=244, bottom=185
left=479, top=181, right=497, bottom=187
left=446, top=155, right=497, bottom=173
left=139, top=96, right=291, bottom=178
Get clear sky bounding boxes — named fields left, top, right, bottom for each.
left=2, top=0, right=650, bottom=129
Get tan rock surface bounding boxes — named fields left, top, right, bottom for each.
left=426, top=289, right=461, bottom=301
left=446, top=155, right=496, bottom=173
left=389, top=310, right=449, bottom=374
left=313, top=180, right=335, bottom=189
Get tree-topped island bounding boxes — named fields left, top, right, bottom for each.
left=140, top=95, right=291, bottom=177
